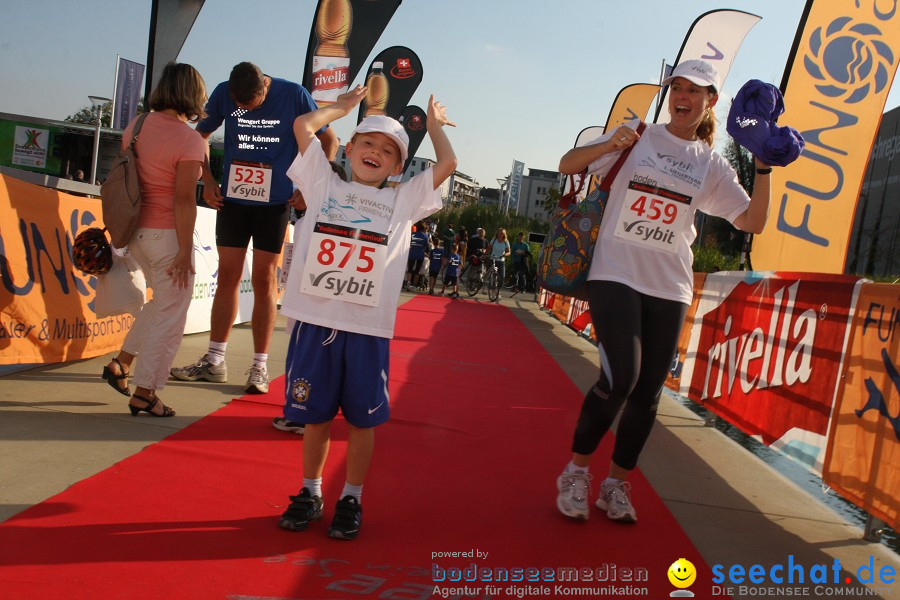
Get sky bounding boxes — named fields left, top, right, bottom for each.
left=1, top=0, right=899, bottom=189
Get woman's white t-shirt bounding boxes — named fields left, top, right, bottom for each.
left=585, top=122, right=750, bottom=304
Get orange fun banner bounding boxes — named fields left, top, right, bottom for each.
left=823, top=282, right=900, bottom=530
left=0, top=175, right=130, bottom=364
left=752, top=0, right=900, bottom=272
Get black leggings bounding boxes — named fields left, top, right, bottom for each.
left=572, top=280, right=687, bottom=470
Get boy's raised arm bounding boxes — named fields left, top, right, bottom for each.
left=426, top=95, right=458, bottom=190
left=293, top=85, right=368, bottom=155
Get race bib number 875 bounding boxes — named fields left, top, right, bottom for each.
left=613, top=181, right=692, bottom=253
left=300, top=222, right=388, bottom=307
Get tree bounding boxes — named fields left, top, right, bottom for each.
left=64, top=99, right=146, bottom=126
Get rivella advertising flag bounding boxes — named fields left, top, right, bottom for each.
left=654, top=9, right=761, bottom=124
left=752, top=0, right=900, bottom=273
left=113, top=58, right=145, bottom=129
left=357, top=47, right=423, bottom=123
left=506, top=160, right=525, bottom=213
left=303, top=0, right=402, bottom=107
left=679, top=271, right=862, bottom=472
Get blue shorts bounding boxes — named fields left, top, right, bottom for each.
left=284, top=322, right=390, bottom=428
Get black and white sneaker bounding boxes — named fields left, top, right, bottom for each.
left=278, top=488, right=323, bottom=531
left=272, top=416, right=305, bottom=435
left=328, top=495, right=362, bottom=540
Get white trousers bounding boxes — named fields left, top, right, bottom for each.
left=121, top=228, right=193, bottom=391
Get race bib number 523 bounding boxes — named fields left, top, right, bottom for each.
left=227, top=160, right=272, bottom=202
left=299, top=223, right=388, bottom=307
left=613, top=181, right=692, bottom=253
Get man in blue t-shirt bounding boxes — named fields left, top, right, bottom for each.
left=171, top=62, right=338, bottom=397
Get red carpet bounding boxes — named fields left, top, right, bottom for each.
left=0, top=296, right=716, bottom=599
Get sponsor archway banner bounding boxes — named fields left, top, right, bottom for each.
left=145, top=0, right=205, bottom=106
left=679, top=271, right=863, bottom=471
left=654, top=9, right=761, bottom=124
left=303, top=0, right=403, bottom=107
left=823, top=282, right=900, bottom=530
left=357, top=47, right=423, bottom=123
left=751, top=0, right=900, bottom=273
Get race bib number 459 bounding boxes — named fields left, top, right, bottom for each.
left=300, top=222, right=388, bottom=307
left=614, top=181, right=692, bottom=253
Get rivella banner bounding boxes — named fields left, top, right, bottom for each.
left=303, top=0, right=402, bottom=107
left=679, top=271, right=863, bottom=472
left=357, top=47, right=423, bottom=123
left=823, top=282, right=900, bottom=531
left=654, top=9, right=761, bottom=124
left=751, top=0, right=900, bottom=272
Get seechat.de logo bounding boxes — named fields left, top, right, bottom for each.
left=804, top=16, right=894, bottom=103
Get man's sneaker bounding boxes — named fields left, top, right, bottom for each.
left=245, top=365, right=269, bottom=394
left=556, top=471, right=592, bottom=520
left=170, top=355, right=227, bottom=383
left=328, top=495, right=362, bottom=540
left=596, top=479, right=637, bottom=523
left=278, top=488, right=323, bottom=531
left=272, top=416, right=304, bottom=435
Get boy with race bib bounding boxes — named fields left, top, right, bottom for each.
left=278, top=85, right=457, bottom=539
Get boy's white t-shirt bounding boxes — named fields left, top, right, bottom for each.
left=282, top=137, right=442, bottom=338
left=585, top=121, right=750, bottom=304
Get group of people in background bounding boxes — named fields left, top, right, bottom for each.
left=403, top=222, right=534, bottom=299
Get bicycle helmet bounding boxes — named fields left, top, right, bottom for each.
left=72, top=227, right=112, bottom=275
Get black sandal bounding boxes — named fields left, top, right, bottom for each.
left=102, top=358, right=131, bottom=397
left=128, top=394, right=175, bottom=418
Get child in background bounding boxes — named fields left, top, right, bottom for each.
left=441, top=243, right=461, bottom=298
left=278, top=85, right=457, bottom=539
left=428, top=238, right=445, bottom=295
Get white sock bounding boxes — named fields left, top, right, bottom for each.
left=602, top=476, right=623, bottom=487
left=303, top=477, right=322, bottom=498
left=207, top=341, right=227, bottom=365
left=565, top=461, right=588, bottom=475
left=253, top=353, right=268, bottom=369
left=341, top=482, right=363, bottom=502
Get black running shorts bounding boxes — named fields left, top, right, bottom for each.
left=215, top=202, right=290, bottom=254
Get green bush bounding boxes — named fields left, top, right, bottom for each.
left=692, top=245, right=740, bottom=273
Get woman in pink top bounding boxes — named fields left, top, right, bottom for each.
left=100, top=62, right=208, bottom=417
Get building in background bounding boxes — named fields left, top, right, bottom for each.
left=846, top=104, right=900, bottom=277
left=516, top=168, right=561, bottom=222
left=479, top=187, right=502, bottom=207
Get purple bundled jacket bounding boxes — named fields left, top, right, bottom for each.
left=726, top=80, right=805, bottom=167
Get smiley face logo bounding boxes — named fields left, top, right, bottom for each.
left=668, top=558, right=697, bottom=589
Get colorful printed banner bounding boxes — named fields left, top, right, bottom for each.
left=654, top=9, right=761, bottom=124
left=303, top=0, right=402, bottom=106
left=823, top=283, right=900, bottom=531
left=679, top=271, right=862, bottom=470
left=752, top=0, right=900, bottom=272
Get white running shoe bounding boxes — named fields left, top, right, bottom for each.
left=556, top=471, right=592, bottom=520
left=245, top=365, right=269, bottom=394
left=596, top=479, right=637, bottom=523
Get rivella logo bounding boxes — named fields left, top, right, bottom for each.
left=804, top=16, right=895, bottom=104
